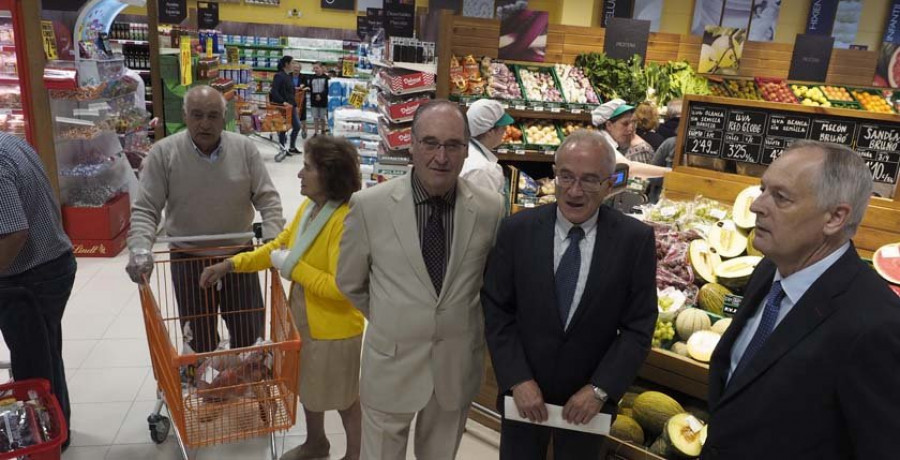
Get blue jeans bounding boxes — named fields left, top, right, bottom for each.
left=278, top=106, right=302, bottom=150
left=0, top=251, right=76, bottom=426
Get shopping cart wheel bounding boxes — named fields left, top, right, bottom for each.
left=148, top=414, right=171, bottom=444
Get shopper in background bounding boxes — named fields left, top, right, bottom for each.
left=337, top=100, right=504, bottom=460
left=291, top=60, right=309, bottom=141
left=704, top=140, right=900, bottom=459
left=592, top=99, right=671, bottom=179
left=126, top=85, right=285, bottom=354
left=308, top=62, right=330, bottom=137
left=657, top=99, right=683, bottom=139
left=482, top=130, right=657, bottom=459
left=270, top=55, right=301, bottom=155
left=463, top=98, right=514, bottom=194
left=200, top=136, right=363, bottom=460
left=634, top=101, right=665, bottom=151
left=0, top=133, right=76, bottom=448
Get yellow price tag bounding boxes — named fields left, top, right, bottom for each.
left=180, top=39, right=193, bottom=86
left=206, top=37, right=213, bottom=58
left=41, top=21, right=58, bottom=60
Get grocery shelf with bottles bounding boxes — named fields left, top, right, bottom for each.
left=0, top=1, right=35, bottom=143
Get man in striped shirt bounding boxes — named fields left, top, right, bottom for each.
left=0, top=132, right=76, bottom=448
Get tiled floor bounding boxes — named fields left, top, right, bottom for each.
left=0, top=138, right=502, bottom=459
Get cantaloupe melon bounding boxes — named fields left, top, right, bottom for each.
left=715, top=256, right=762, bottom=290
left=632, top=391, right=685, bottom=434
left=698, top=283, right=732, bottom=316
left=670, top=341, right=689, bottom=357
left=711, top=318, right=732, bottom=335
left=649, top=413, right=705, bottom=458
left=687, top=330, right=721, bottom=362
left=689, top=239, right=722, bottom=284
left=675, top=308, right=711, bottom=341
left=733, top=186, right=762, bottom=229
left=610, top=415, right=645, bottom=445
left=708, top=220, right=748, bottom=258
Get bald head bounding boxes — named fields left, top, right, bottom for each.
left=183, top=85, right=227, bottom=155
left=184, top=85, right=226, bottom=115
left=411, top=99, right=470, bottom=141
left=555, top=129, right=616, bottom=174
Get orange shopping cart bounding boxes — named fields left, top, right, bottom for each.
left=138, top=233, right=302, bottom=459
left=236, top=100, right=293, bottom=163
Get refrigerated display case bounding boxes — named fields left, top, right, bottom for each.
left=0, top=0, right=34, bottom=144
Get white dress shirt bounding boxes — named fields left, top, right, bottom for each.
left=728, top=242, right=850, bottom=381
left=553, top=207, right=599, bottom=329
left=461, top=139, right=505, bottom=194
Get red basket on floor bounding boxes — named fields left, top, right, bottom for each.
left=0, top=379, right=67, bottom=460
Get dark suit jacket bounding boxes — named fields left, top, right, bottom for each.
left=269, top=71, right=296, bottom=107
left=704, top=246, right=900, bottom=459
left=481, top=204, right=657, bottom=412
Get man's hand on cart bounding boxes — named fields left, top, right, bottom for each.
left=126, top=248, right=154, bottom=283
left=199, top=259, right=233, bottom=289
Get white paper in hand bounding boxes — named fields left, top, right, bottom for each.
left=270, top=249, right=289, bottom=270
left=503, top=396, right=611, bottom=435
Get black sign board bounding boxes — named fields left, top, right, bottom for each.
left=357, top=16, right=370, bottom=40
left=384, top=3, right=414, bottom=38
left=159, top=0, right=187, bottom=24
left=600, top=0, right=635, bottom=28
left=367, top=8, right=384, bottom=30
left=788, top=34, right=834, bottom=82
left=197, top=2, right=219, bottom=29
left=322, top=0, right=355, bottom=10
left=683, top=101, right=899, bottom=185
left=603, top=18, right=650, bottom=64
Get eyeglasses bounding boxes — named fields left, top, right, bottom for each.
left=415, top=137, right=467, bottom=154
left=555, top=173, right=613, bottom=193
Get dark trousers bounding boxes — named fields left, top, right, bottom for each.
left=499, top=419, right=603, bottom=460
left=170, top=251, right=264, bottom=353
left=0, top=251, right=76, bottom=426
left=278, top=107, right=302, bottom=150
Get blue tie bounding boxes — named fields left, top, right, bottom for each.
left=555, top=226, right=584, bottom=327
left=734, top=280, right=786, bottom=378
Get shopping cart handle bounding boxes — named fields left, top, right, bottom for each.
left=157, top=232, right=256, bottom=244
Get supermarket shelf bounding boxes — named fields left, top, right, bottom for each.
left=227, top=43, right=284, bottom=50
left=496, top=150, right=555, bottom=162
left=373, top=81, right=436, bottom=97
left=252, top=67, right=278, bottom=72
left=370, top=58, right=436, bottom=74
left=507, top=108, right=591, bottom=121
left=296, top=58, right=339, bottom=64
left=109, top=39, right=148, bottom=45
left=638, top=348, right=709, bottom=401
left=285, top=46, right=355, bottom=54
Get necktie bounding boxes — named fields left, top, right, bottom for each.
left=422, top=198, right=446, bottom=295
left=733, top=280, right=786, bottom=378
left=555, top=226, right=584, bottom=327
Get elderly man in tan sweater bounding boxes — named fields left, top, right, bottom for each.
left=126, top=85, right=284, bottom=353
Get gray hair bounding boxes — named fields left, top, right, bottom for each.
left=666, top=99, right=683, bottom=119
left=555, top=129, right=616, bottom=173
left=183, top=85, right=227, bottom=114
left=783, top=140, right=873, bottom=237
left=411, top=99, right=470, bottom=141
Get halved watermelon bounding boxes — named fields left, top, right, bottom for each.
left=873, top=243, right=900, bottom=285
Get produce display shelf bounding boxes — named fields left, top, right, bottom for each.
left=495, top=151, right=555, bottom=163
left=108, top=39, right=147, bottom=45
left=507, top=108, right=591, bottom=121
left=638, top=348, right=710, bottom=402
left=370, top=58, right=437, bottom=74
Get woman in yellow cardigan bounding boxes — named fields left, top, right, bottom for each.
left=200, top=136, right=364, bottom=460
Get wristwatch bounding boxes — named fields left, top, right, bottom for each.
left=592, top=385, right=608, bottom=404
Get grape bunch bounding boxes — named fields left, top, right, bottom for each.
left=652, top=321, right=676, bottom=348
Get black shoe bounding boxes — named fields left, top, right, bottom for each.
left=289, top=147, right=301, bottom=154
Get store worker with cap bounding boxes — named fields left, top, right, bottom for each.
left=592, top=99, right=671, bottom=179
left=463, top=99, right=515, bottom=194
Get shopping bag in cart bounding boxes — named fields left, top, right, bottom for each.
left=0, top=379, right=67, bottom=460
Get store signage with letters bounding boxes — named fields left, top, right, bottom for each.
left=600, top=0, right=634, bottom=28
left=322, top=0, right=355, bottom=10
left=805, top=0, right=839, bottom=35
left=788, top=34, right=834, bottom=82
left=604, top=18, right=650, bottom=63
left=159, top=0, right=187, bottom=24
left=198, top=2, right=219, bottom=29
left=385, top=3, right=415, bottom=38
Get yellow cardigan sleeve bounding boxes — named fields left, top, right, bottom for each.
left=288, top=206, right=347, bottom=301
left=231, top=203, right=304, bottom=273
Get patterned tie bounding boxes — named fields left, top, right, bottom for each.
left=555, top=226, right=584, bottom=327
left=422, top=198, right=446, bottom=295
left=733, top=280, right=786, bottom=378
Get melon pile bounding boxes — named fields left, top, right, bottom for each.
left=644, top=186, right=766, bottom=362
left=615, top=389, right=710, bottom=459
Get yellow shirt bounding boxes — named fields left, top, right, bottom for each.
left=231, top=200, right=364, bottom=340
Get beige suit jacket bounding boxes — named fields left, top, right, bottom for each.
left=337, top=174, right=504, bottom=413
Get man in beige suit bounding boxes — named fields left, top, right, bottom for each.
left=338, top=100, right=504, bottom=460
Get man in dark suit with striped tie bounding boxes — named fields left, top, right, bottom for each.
left=481, top=130, right=658, bottom=459
left=703, top=140, right=900, bottom=460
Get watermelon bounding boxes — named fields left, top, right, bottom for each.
left=873, top=243, right=900, bottom=285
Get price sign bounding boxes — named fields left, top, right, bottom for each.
left=180, top=38, right=193, bottom=86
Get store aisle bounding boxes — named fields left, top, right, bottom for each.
left=0, top=138, right=499, bottom=459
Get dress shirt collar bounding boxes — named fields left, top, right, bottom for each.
left=191, top=135, right=223, bottom=162
left=411, top=172, right=457, bottom=207
left=774, top=242, right=850, bottom=305
left=555, top=206, right=599, bottom=239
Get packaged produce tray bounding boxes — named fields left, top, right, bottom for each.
left=521, top=120, right=562, bottom=149
left=514, top=65, right=564, bottom=103
left=817, top=85, right=860, bottom=108
left=850, top=88, right=896, bottom=114
left=375, top=67, right=436, bottom=96
left=721, top=78, right=763, bottom=101
left=551, top=63, right=602, bottom=105
left=706, top=76, right=732, bottom=98
left=755, top=77, right=799, bottom=104
left=558, top=120, right=597, bottom=138
left=376, top=92, right=431, bottom=124
left=485, top=60, right=523, bottom=101
left=377, top=118, right=413, bottom=151
left=497, top=123, right=526, bottom=150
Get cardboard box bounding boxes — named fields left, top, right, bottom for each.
left=70, top=225, right=129, bottom=258
left=62, top=192, right=130, bottom=240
